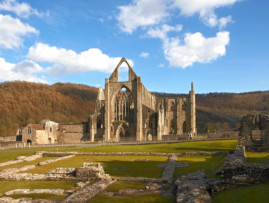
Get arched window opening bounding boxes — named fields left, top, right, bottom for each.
left=118, top=66, right=129, bottom=82
left=114, top=87, right=134, bottom=121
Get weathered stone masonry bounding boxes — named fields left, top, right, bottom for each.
left=89, top=58, right=196, bottom=142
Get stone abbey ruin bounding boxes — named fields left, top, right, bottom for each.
left=89, top=57, right=196, bottom=142
left=19, top=57, right=196, bottom=144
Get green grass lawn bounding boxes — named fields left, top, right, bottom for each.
left=106, top=181, right=147, bottom=192
left=8, top=193, right=67, bottom=201
left=0, top=181, right=76, bottom=194
left=0, top=157, right=58, bottom=171
left=246, top=152, right=269, bottom=164
left=0, top=150, right=36, bottom=163
left=212, top=184, right=269, bottom=203
left=0, top=146, right=77, bottom=163
left=64, top=140, right=237, bottom=153
left=174, top=155, right=226, bottom=179
left=26, top=155, right=167, bottom=178
left=91, top=193, right=174, bottom=203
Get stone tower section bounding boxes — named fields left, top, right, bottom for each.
left=189, top=82, right=197, bottom=136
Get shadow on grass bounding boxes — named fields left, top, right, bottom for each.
left=91, top=193, right=174, bottom=203
left=102, top=160, right=165, bottom=178
left=24, top=155, right=167, bottom=178
left=174, top=155, right=226, bottom=179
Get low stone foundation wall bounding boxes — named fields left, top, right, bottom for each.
left=176, top=170, right=213, bottom=203
left=62, top=178, right=115, bottom=203
left=42, top=151, right=227, bottom=158
left=219, top=144, right=269, bottom=190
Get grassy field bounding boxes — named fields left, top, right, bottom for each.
left=0, top=157, right=57, bottom=171
left=174, top=155, right=226, bottom=179
left=106, top=181, right=147, bottom=192
left=26, top=155, right=167, bottom=178
left=64, top=140, right=237, bottom=153
left=212, top=184, right=269, bottom=203
left=91, top=193, right=174, bottom=203
left=0, top=150, right=36, bottom=163
left=0, top=181, right=76, bottom=194
left=0, top=146, right=77, bottom=163
left=246, top=152, right=269, bottom=164
left=8, top=193, right=67, bottom=201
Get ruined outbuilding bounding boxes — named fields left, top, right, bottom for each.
left=239, top=113, right=269, bottom=151
left=89, top=58, right=196, bottom=142
left=21, top=120, right=58, bottom=145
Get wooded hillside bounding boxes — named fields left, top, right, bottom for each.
left=0, top=81, right=98, bottom=136
left=154, top=91, right=269, bottom=132
left=0, top=81, right=268, bottom=136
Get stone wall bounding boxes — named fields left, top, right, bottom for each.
left=239, top=113, right=269, bottom=152
left=58, top=123, right=89, bottom=143
left=219, top=144, right=269, bottom=190
left=0, top=136, right=16, bottom=142
left=42, top=151, right=227, bottom=158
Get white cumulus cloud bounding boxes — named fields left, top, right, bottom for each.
left=172, top=0, right=240, bottom=28
left=140, top=52, right=149, bottom=58
left=117, top=0, right=169, bottom=33
left=0, top=0, right=46, bottom=18
left=27, top=43, right=134, bottom=76
left=0, top=14, right=38, bottom=49
left=163, top=31, right=230, bottom=68
left=146, top=24, right=182, bottom=40
left=0, top=57, right=46, bottom=83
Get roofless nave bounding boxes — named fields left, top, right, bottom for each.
left=88, top=58, right=196, bottom=142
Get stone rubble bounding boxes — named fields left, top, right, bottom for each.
left=176, top=170, right=212, bottom=203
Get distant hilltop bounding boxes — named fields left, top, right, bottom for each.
left=0, top=81, right=268, bottom=136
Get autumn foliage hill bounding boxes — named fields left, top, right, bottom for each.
left=0, top=81, right=268, bottom=136
left=154, top=91, right=269, bottom=132
left=0, top=81, right=98, bottom=136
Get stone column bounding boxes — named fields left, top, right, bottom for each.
left=189, top=82, right=196, bottom=136
left=136, top=77, right=143, bottom=141
left=104, top=78, right=110, bottom=141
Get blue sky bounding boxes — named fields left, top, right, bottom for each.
left=0, top=0, right=268, bottom=94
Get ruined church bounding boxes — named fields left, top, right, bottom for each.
left=88, top=58, right=196, bottom=142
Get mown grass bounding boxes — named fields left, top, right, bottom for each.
left=91, top=193, right=174, bottom=203
left=174, top=155, right=226, bottom=179
left=212, top=184, right=269, bottom=203
left=106, top=181, right=147, bottom=192
left=246, top=152, right=269, bottom=164
left=8, top=193, right=67, bottom=201
left=26, top=155, right=167, bottom=178
left=0, top=181, right=76, bottom=194
left=0, top=157, right=58, bottom=171
left=0, top=150, right=36, bottom=163
left=64, top=140, right=237, bottom=153
left=0, top=146, right=77, bottom=163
